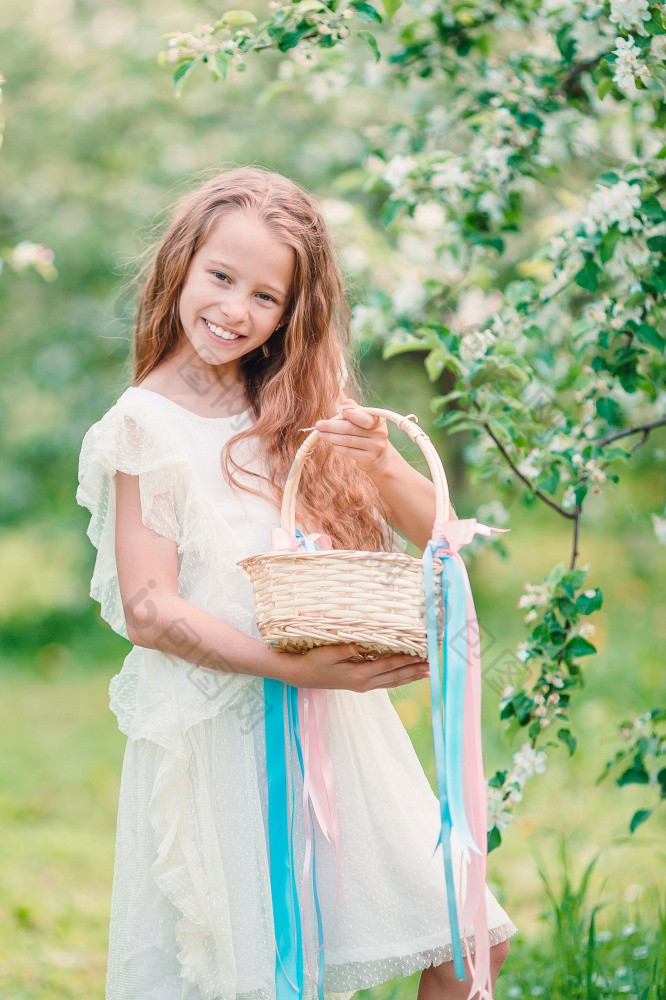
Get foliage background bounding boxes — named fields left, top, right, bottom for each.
left=0, top=0, right=663, bottom=996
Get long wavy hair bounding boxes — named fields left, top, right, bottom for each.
left=124, top=165, right=397, bottom=551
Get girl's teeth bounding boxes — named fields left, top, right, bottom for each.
left=205, top=319, right=241, bottom=341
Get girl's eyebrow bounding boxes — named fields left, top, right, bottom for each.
left=206, top=258, right=287, bottom=298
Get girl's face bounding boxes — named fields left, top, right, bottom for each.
left=177, top=210, right=295, bottom=381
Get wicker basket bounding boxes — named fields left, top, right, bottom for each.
left=237, top=408, right=450, bottom=660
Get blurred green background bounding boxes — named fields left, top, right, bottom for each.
left=0, top=0, right=663, bottom=997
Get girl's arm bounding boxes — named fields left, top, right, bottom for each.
left=365, top=444, right=458, bottom=553
left=115, top=470, right=300, bottom=684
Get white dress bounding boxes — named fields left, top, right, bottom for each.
left=76, top=385, right=517, bottom=1000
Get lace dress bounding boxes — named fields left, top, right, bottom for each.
left=76, top=385, right=517, bottom=1000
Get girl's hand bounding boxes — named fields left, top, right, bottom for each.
left=314, top=398, right=392, bottom=476
left=289, top=642, right=429, bottom=692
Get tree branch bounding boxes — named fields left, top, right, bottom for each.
left=475, top=410, right=576, bottom=520
left=594, top=417, right=666, bottom=449
left=570, top=508, right=582, bottom=570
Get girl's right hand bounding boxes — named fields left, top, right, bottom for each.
left=288, top=642, right=430, bottom=692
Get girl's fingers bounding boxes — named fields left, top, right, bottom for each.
left=367, top=662, right=429, bottom=690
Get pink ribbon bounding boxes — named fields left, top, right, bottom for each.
left=270, top=526, right=333, bottom=551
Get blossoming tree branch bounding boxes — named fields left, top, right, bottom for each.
left=160, top=0, right=666, bottom=847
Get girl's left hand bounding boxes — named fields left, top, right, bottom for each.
left=315, top=398, right=392, bottom=476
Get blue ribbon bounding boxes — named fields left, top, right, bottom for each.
left=264, top=677, right=303, bottom=997
left=422, top=539, right=473, bottom=981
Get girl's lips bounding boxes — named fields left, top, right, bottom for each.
left=202, top=317, right=246, bottom=341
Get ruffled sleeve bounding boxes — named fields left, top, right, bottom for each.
left=76, top=396, right=190, bottom=640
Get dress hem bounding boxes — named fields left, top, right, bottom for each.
left=321, top=920, right=518, bottom=996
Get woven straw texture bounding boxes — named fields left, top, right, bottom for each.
left=238, top=408, right=449, bottom=659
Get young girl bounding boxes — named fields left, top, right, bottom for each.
left=76, top=165, right=517, bottom=1000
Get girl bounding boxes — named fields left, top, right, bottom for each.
left=76, top=165, right=516, bottom=1000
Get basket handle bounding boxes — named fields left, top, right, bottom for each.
left=283, top=408, right=450, bottom=539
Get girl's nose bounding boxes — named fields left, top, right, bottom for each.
left=219, top=295, right=250, bottom=325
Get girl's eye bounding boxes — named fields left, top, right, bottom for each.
left=212, top=272, right=274, bottom=303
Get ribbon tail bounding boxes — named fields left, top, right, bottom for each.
left=264, top=678, right=303, bottom=998
left=423, top=544, right=466, bottom=981
left=307, top=690, right=342, bottom=923
left=459, top=584, right=493, bottom=1000
left=443, top=554, right=483, bottom=862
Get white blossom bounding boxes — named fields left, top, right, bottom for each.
left=516, top=642, right=531, bottom=663
left=512, top=743, right=548, bottom=781
left=516, top=449, right=542, bottom=479
left=609, top=0, right=651, bottom=34
left=413, top=200, right=447, bottom=230
left=431, top=158, right=468, bottom=189
left=518, top=580, right=552, bottom=610
left=478, top=190, right=505, bottom=223
left=382, top=154, right=417, bottom=188
left=392, top=280, right=426, bottom=315
left=581, top=179, right=642, bottom=236
left=562, top=486, right=577, bottom=510
left=486, top=786, right=512, bottom=831
left=652, top=512, right=666, bottom=544
left=584, top=458, right=607, bottom=483
left=573, top=620, right=596, bottom=638
left=459, top=327, right=496, bottom=361
left=612, top=36, right=651, bottom=97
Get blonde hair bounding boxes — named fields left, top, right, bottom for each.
left=125, top=165, right=396, bottom=551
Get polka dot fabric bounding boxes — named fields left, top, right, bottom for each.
left=76, top=387, right=517, bottom=1000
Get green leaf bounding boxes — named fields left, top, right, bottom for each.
left=214, top=52, right=229, bottom=79
left=562, top=637, right=597, bottom=658
left=487, top=826, right=502, bottom=853
left=617, top=756, right=650, bottom=786
left=469, top=360, right=529, bottom=387
left=597, top=75, right=612, bottom=100
left=640, top=197, right=666, bottom=222
left=596, top=396, right=622, bottom=424
left=172, top=58, right=196, bottom=95
left=356, top=29, right=381, bottom=61
left=215, top=9, right=258, bottom=27
left=382, top=334, right=429, bottom=359
left=350, top=1, right=383, bottom=23
left=555, top=25, right=575, bottom=60
left=382, top=0, right=402, bottom=17
left=557, top=728, right=577, bottom=756
left=277, top=26, right=313, bottom=51
left=575, top=259, right=601, bottom=292
left=576, top=588, right=603, bottom=614
left=634, top=324, right=666, bottom=350
left=599, top=225, right=622, bottom=264
left=629, top=808, right=653, bottom=832
left=647, top=235, right=666, bottom=251
left=425, top=348, right=445, bottom=381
